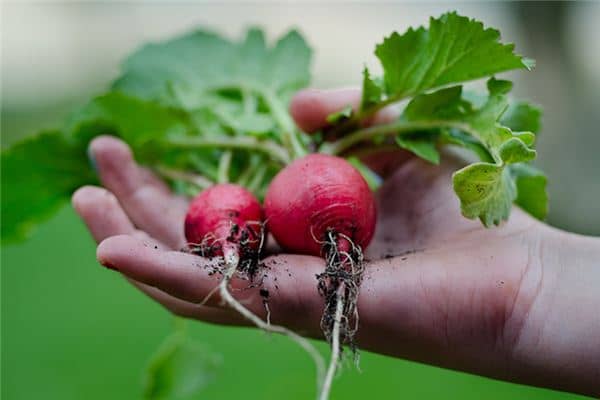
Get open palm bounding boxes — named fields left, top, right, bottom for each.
left=73, top=88, right=599, bottom=396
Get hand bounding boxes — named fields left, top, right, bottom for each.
left=73, top=88, right=600, bottom=397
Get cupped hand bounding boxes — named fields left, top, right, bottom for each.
left=73, top=88, right=600, bottom=397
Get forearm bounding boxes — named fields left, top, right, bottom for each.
left=508, top=227, right=600, bottom=397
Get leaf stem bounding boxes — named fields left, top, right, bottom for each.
left=259, top=87, right=307, bottom=159
left=321, top=119, right=476, bottom=155
left=217, top=151, right=232, bottom=184
left=242, top=87, right=256, bottom=115
left=236, top=155, right=261, bottom=187
left=246, top=164, right=267, bottom=194
left=166, top=136, right=290, bottom=165
left=210, top=82, right=307, bottom=160
left=155, top=166, right=213, bottom=190
left=327, top=96, right=399, bottom=138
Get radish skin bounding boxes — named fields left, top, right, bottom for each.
left=185, top=183, right=263, bottom=258
left=264, top=154, right=376, bottom=256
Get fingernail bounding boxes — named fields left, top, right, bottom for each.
left=99, top=260, right=118, bottom=271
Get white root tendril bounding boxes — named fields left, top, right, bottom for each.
left=319, top=286, right=344, bottom=400
left=219, top=248, right=326, bottom=392
left=316, top=230, right=365, bottom=400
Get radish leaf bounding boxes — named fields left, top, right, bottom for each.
left=1, top=131, right=95, bottom=242
left=510, top=164, right=548, bottom=219
left=371, top=11, right=533, bottom=107
left=143, top=325, right=221, bottom=400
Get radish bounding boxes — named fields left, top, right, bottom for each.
left=264, top=154, right=377, bottom=400
left=184, top=183, right=325, bottom=387
left=185, top=183, right=263, bottom=268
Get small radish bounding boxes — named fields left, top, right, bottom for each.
left=264, top=153, right=377, bottom=400
left=185, top=183, right=263, bottom=269
left=184, top=183, right=325, bottom=387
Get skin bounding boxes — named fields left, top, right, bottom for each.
left=72, top=88, right=600, bottom=397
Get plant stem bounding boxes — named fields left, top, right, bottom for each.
left=189, top=154, right=220, bottom=182
left=246, top=164, right=268, bottom=194
left=321, top=120, right=476, bottom=155
left=260, top=88, right=307, bottom=159
left=326, top=97, right=399, bottom=138
left=242, top=87, right=256, bottom=115
left=156, top=166, right=213, bottom=190
left=166, top=136, right=290, bottom=165
left=236, top=155, right=261, bottom=187
left=217, top=151, right=232, bottom=184
left=205, top=81, right=307, bottom=160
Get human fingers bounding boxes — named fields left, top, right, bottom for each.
left=96, top=234, right=326, bottom=335
left=88, top=135, right=188, bottom=249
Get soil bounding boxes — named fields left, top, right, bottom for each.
left=186, top=221, right=273, bottom=312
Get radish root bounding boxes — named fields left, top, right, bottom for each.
left=317, top=230, right=365, bottom=400
left=219, top=253, right=326, bottom=390
left=319, top=286, right=344, bottom=400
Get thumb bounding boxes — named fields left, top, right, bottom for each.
left=290, top=88, right=409, bottom=176
left=289, top=88, right=399, bottom=134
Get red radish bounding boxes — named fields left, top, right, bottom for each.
left=184, top=182, right=325, bottom=384
left=264, top=153, right=376, bottom=256
left=264, top=154, right=377, bottom=400
left=185, top=183, right=263, bottom=264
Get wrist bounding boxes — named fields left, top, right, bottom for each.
left=508, top=225, right=600, bottom=396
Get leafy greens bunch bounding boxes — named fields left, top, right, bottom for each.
left=2, top=11, right=547, bottom=243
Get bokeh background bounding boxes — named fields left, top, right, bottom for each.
left=2, top=2, right=599, bottom=399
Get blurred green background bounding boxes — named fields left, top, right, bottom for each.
left=2, top=2, right=598, bottom=399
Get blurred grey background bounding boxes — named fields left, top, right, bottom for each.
left=3, top=1, right=600, bottom=235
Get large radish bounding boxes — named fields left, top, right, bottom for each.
left=264, top=154, right=377, bottom=400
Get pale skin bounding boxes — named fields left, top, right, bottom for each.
left=72, top=88, right=600, bottom=397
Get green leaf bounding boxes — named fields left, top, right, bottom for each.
left=462, top=78, right=514, bottom=155
left=113, top=31, right=234, bottom=104
left=402, top=85, right=468, bottom=121
left=500, top=101, right=542, bottom=134
left=511, top=131, right=536, bottom=147
left=399, top=79, right=534, bottom=162
left=67, top=92, right=190, bottom=145
left=1, top=131, right=95, bottom=242
left=360, top=67, right=383, bottom=110
left=112, top=27, right=311, bottom=161
left=452, top=163, right=516, bottom=227
left=347, top=156, right=382, bottom=191
left=498, top=137, right=536, bottom=164
left=326, top=105, right=353, bottom=124
left=440, top=129, right=493, bottom=162
left=143, top=328, right=221, bottom=400
left=374, top=12, right=533, bottom=101
left=236, top=114, right=275, bottom=136
left=510, top=163, right=548, bottom=220
left=396, top=78, right=540, bottom=225
left=266, top=30, right=312, bottom=97
left=396, top=133, right=440, bottom=164
left=451, top=133, right=535, bottom=226
left=113, top=28, right=311, bottom=108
